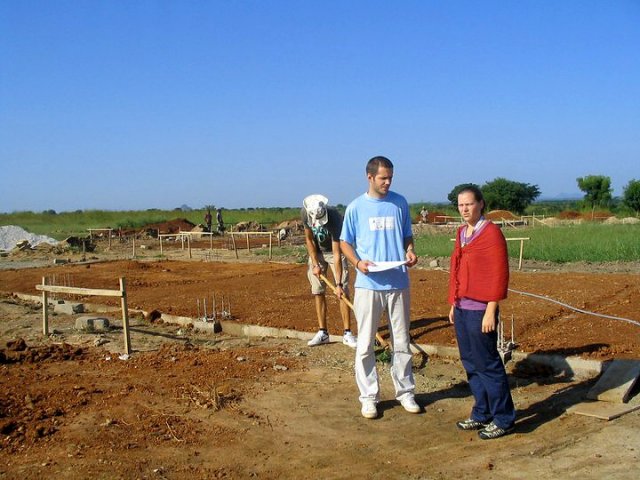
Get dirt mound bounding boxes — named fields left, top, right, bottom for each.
left=0, top=340, right=88, bottom=364
left=486, top=210, right=518, bottom=220
left=274, top=219, right=303, bottom=231
left=234, top=221, right=265, bottom=232
left=557, top=210, right=615, bottom=221
left=139, top=218, right=196, bottom=236
left=584, top=211, right=614, bottom=220
left=557, top=210, right=581, bottom=219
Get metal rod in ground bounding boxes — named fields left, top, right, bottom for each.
left=212, top=292, right=222, bottom=333
left=197, top=298, right=201, bottom=320
left=319, top=274, right=388, bottom=348
left=203, top=297, right=208, bottom=321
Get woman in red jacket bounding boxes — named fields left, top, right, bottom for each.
left=448, top=186, right=515, bottom=440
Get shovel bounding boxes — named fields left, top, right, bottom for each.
left=319, top=274, right=388, bottom=349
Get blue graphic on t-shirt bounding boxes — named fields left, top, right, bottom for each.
left=312, top=225, right=328, bottom=244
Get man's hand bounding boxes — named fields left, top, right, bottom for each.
left=405, top=249, right=418, bottom=267
left=356, top=259, right=373, bottom=274
left=312, top=263, right=322, bottom=278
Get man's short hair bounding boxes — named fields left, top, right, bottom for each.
left=366, top=156, right=394, bottom=176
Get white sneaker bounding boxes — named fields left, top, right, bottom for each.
left=361, top=400, right=378, bottom=419
left=307, top=330, right=330, bottom=346
left=342, top=332, right=357, bottom=348
left=399, top=395, right=421, bottom=414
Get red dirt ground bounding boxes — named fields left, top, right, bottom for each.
left=1, top=252, right=639, bottom=478
left=1, top=258, right=638, bottom=360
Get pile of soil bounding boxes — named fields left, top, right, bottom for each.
left=486, top=210, right=519, bottom=220
left=118, top=218, right=197, bottom=237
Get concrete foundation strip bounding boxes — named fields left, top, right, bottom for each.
left=13, top=292, right=605, bottom=378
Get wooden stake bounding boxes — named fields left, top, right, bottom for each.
left=42, top=276, right=48, bottom=335
left=120, top=277, right=131, bottom=355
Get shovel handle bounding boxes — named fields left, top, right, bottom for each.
left=319, top=274, right=388, bottom=348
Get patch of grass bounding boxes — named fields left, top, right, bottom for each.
left=412, top=223, right=640, bottom=263
left=514, top=224, right=640, bottom=262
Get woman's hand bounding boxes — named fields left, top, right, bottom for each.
left=481, top=310, right=496, bottom=333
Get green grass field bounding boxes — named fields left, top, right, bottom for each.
left=415, top=223, right=640, bottom=262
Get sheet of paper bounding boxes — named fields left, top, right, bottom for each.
left=366, top=260, right=408, bottom=272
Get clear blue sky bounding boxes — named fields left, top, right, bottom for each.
left=1, top=1, right=639, bottom=212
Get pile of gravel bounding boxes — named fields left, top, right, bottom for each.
left=0, top=225, right=58, bottom=251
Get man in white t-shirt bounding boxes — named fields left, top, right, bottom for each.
left=340, top=156, right=420, bottom=419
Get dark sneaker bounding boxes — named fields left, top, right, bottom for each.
left=456, top=418, right=489, bottom=431
left=478, top=421, right=514, bottom=440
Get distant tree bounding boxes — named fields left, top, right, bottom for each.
left=623, top=179, right=640, bottom=214
left=447, top=183, right=480, bottom=207
left=481, top=178, right=540, bottom=214
left=576, top=175, right=612, bottom=208
left=43, top=209, right=57, bottom=215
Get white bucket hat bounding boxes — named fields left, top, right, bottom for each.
left=303, top=194, right=329, bottom=228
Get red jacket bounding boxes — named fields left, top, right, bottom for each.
left=448, top=221, right=509, bottom=305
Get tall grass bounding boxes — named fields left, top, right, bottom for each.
left=514, top=224, right=640, bottom=262
left=413, top=223, right=640, bottom=262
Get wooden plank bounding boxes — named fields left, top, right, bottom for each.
left=568, top=400, right=640, bottom=421
left=587, top=360, right=640, bottom=403
left=36, top=284, right=123, bottom=297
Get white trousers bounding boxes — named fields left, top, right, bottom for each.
left=353, top=288, right=415, bottom=403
